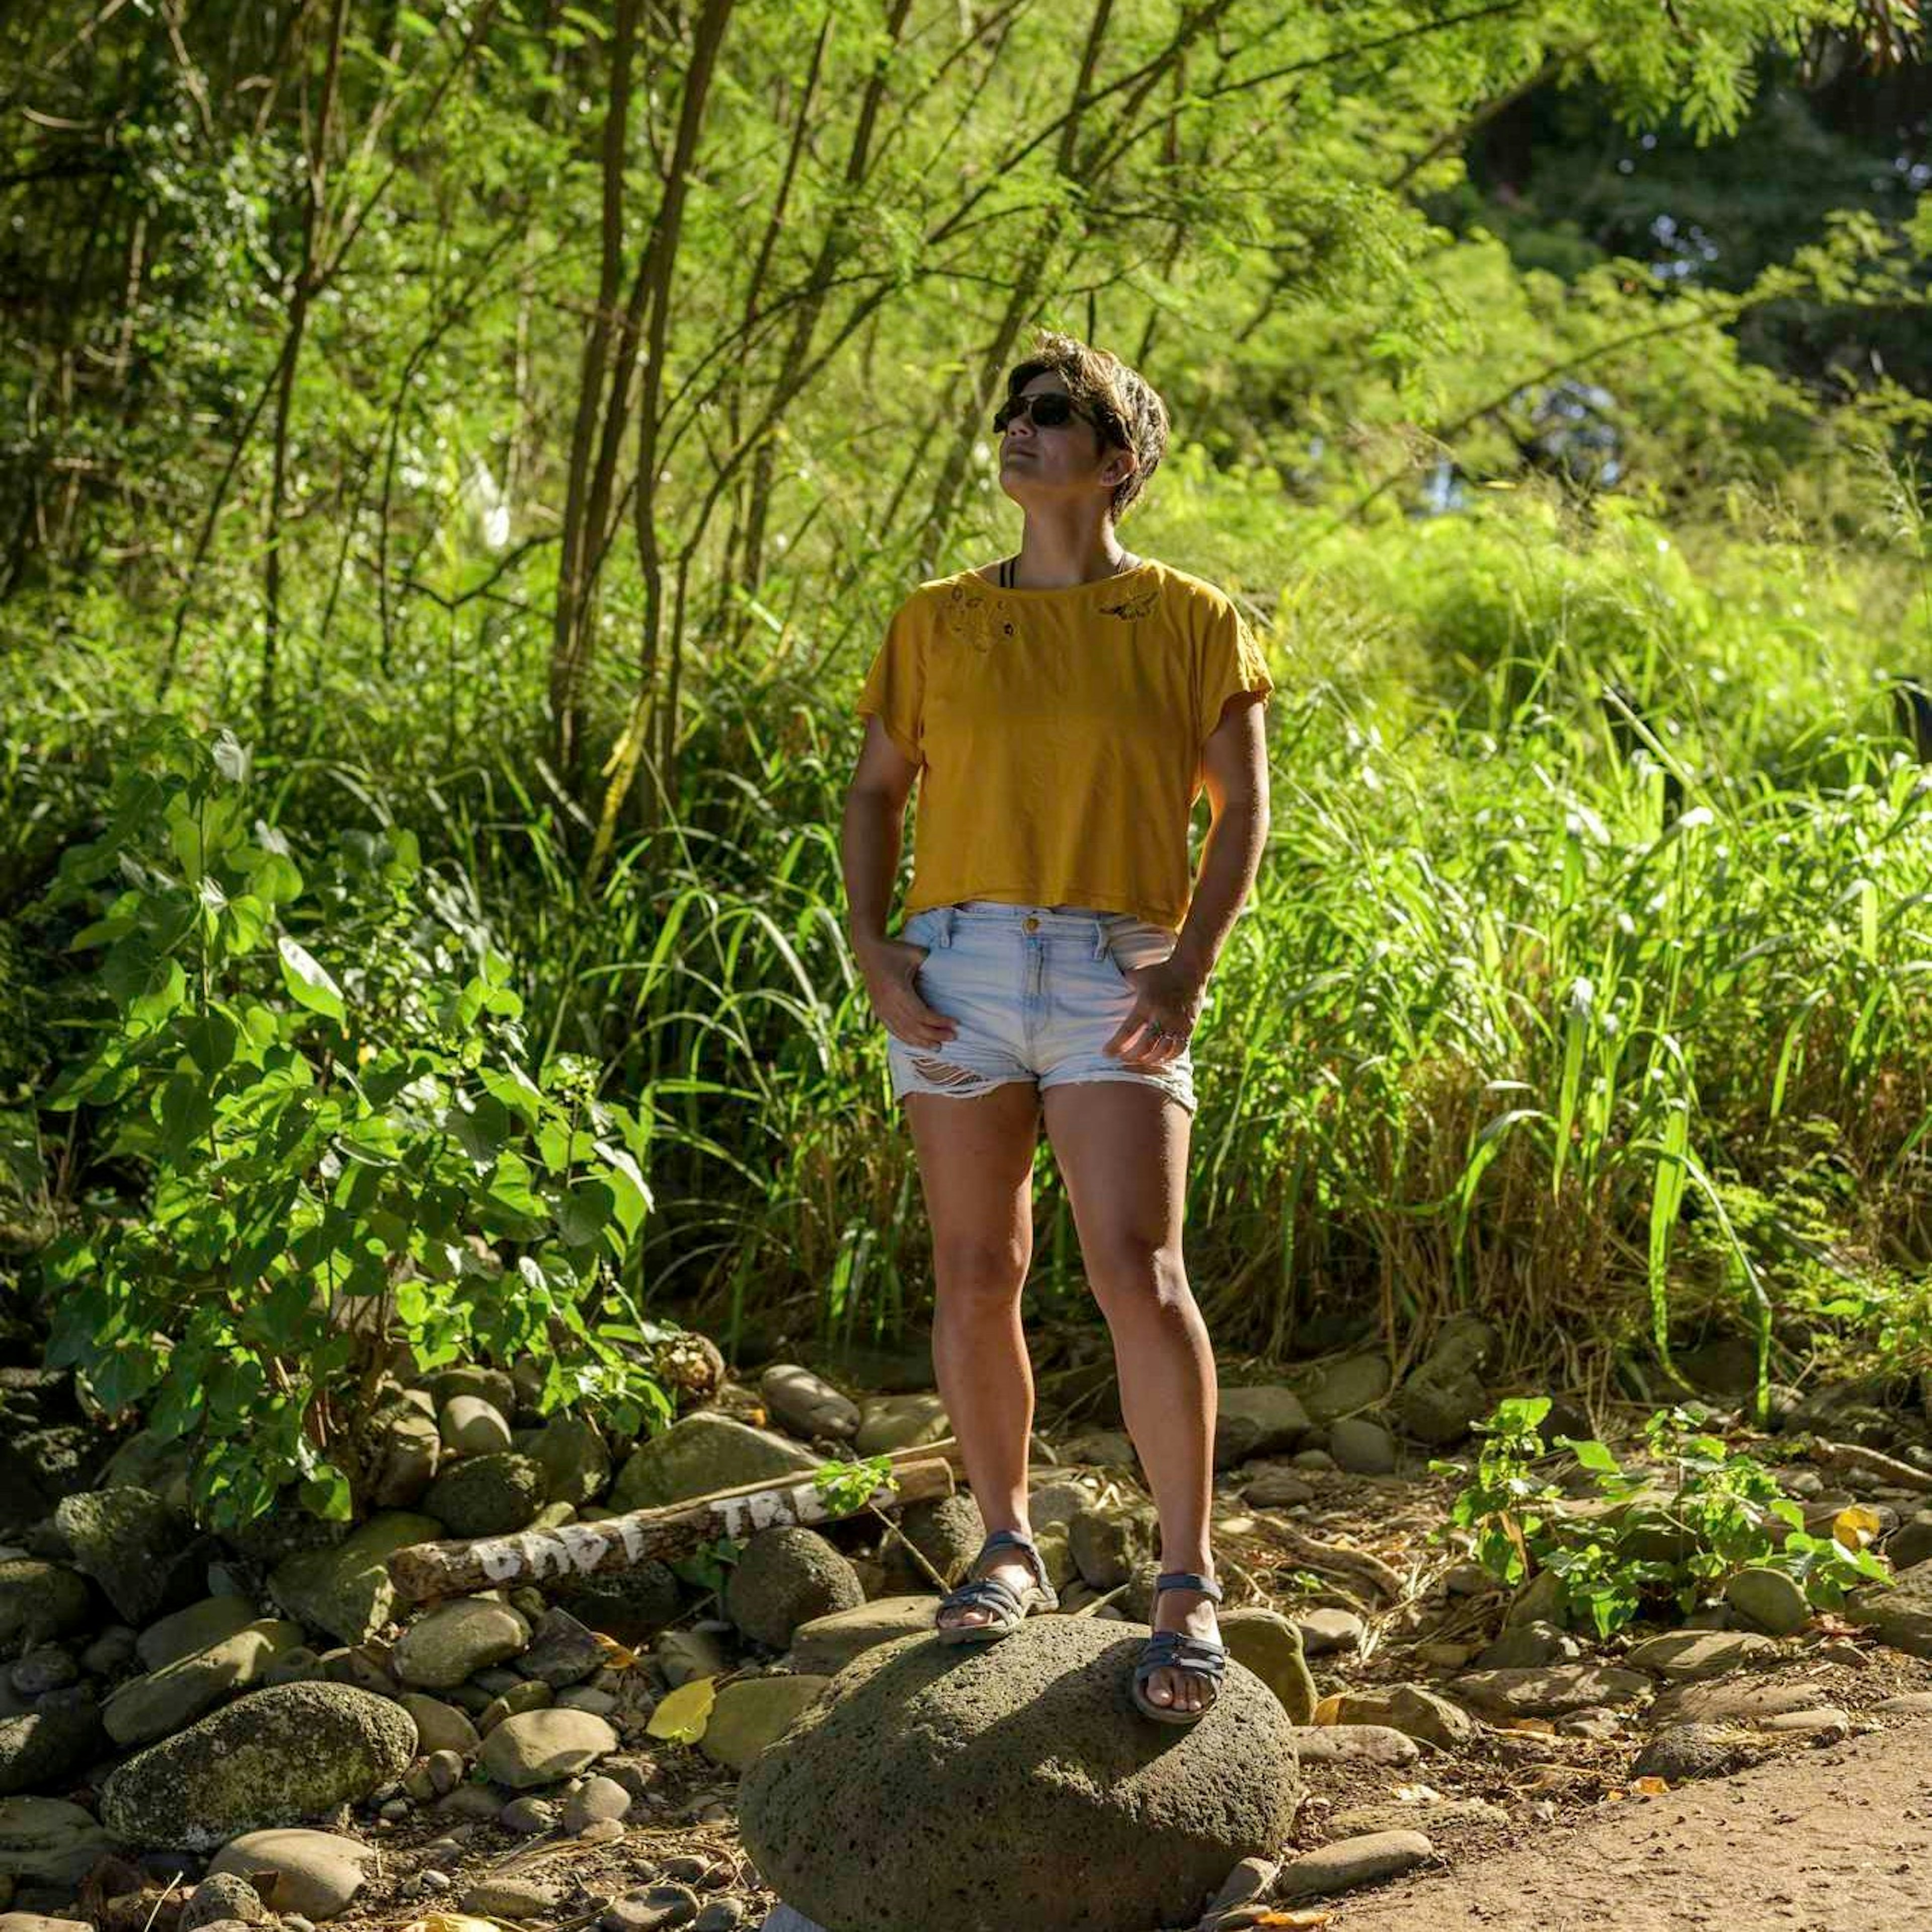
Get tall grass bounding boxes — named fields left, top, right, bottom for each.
left=6, top=459, right=1932, bottom=1406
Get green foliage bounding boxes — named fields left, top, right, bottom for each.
left=811, top=1452, right=900, bottom=1518
left=1437, top=1396, right=1891, bottom=1638
left=30, top=720, right=671, bottom=1532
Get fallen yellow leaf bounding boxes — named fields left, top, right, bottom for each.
left=1246, top=1915, right=1332, bottom=1928
left=1833, top=1505, right=1882, bottom=1550
left=395, top=1917, right=508, bottom=1932
left=1508, top=1717, right=1556, bottom=1734
left=1312, top=1694, right=1343, bottom=1726
left=646, top=1673, right=717, bottom=1744
left=1632, top=1775, right=1669, bottom=1796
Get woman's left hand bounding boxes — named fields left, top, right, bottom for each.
left=1105, top=955, right=1207, bottom=1069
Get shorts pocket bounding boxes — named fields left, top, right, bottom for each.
left=1102, top=915, right=1176, bottom=982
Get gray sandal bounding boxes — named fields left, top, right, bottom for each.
left=933, top=1528, right=1059, bottom=1644
left=1131, top=1570, right=1227, bottom=1723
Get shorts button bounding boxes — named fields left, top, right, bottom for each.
left=1022, top=916, right=1039, bottom=931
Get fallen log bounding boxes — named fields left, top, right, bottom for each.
left=385, top=1440, right=962, bottom=1604
left=1807, top=1434, right=1932, bottom=1496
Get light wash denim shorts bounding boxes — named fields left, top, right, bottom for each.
left=886, top=899, right=1196, bottom=1115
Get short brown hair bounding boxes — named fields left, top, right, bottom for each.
left=1003, top=330, right=1169, bottom=522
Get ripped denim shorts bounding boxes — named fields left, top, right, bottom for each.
left=884, top=899, right=1196, bottom=1116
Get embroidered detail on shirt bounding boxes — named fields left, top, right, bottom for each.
left=1097, top=585, right=1158, bottom=621
left=942, top=583, right=1002, bottom=653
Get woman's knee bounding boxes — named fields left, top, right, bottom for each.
left=932, top=1236, right=1029, bottom=1309
left=1086, top=1240, right=1191, bottom=1316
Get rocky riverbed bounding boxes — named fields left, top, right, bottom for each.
left=3, top=1337, right=1932, bottom=1932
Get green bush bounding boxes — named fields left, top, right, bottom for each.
left=1438, top=1396, right=1890, bottom=1638
left=32, top=720, right=671, bottom=1531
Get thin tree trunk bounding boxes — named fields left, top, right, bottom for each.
left=581, top=0, right=737, bottom=889
left=550, top=0, right=643, bottom=777
left=261, top=0, right=350, bottom=720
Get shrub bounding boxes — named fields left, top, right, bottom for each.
left=32, top=720, right=671, bottom=1530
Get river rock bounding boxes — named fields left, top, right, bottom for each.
left=1650, top=1677, right=1830, bottom=1725
left=889, top=1493, right=986, bottom=1589
left=550, top=1560, right=684, bottom=1646
left=1723, top=1567, right=1810, bottom=1637
left=608, top=1414, right=819, bottom=1513
left=53, top=1488, right=197, bottom=1625
left=1474, top=1620, right=1581, bottom=1670
left=1393, top=1315, right=1497, bottom=1446
left=428, top=1364, right=518, bottom=1415
left=438, top=1396, right=513, bottom=1456
left=1624, top=1631, right=1778, bottom=1680
left=98, top=1683, right=417, bottom=1849
left=1220, top=1609, right=1317, bottom=1723
left=656, top=1629, right=730, bottom=1688
left=180, top=1871, right=268, bottom=1929
left=1451, top=1663, right=1651, bottom=1717
left=1304, top=1355, right=1392, bottom=1424
left=1284, top=1725, right=1421, bottom=1767
left=477, top=1708, right=618, bottom=1788
left=1887, top=1511, right=1932, bottom=1572
left=1292, top=1608, right=1363, bottom=1657
left=0, top=1562, right=93, bottom=1656
left=397, top=1694, right=479, bottom=1756
left=136, top=1596, right=261, bottom=1673
left=852, top=1393, right=949, bottom=1455
left=1241, top=1466, right=1316, bottom=1508
left=758, top=1366, right=860, bottom=1442
left=740, top=1617, right=1300, bottom=1932
left=361, top=1401, right=441, bottom=1510
left=1329, top=1684, right=1475, bottom=1749
left=516, top=1607, right=604, bottom=1687
left=725, top=1528, right=864, bottom=1650
left=0, top=1702, right=105, bottom=1799
left=1848, top=1556, right=1932, bottom=1656
left=1275, top=1830, right=1435, bottom=1899
left=1213, top=1388, right=1311, bottom=1468
left=268, top=1512, right=441, bottom=1647
left=1631, top=1722, right=1757, bottom=1783
left=530, top=1416, right=613, bottom=1506
left=698, top=1676, right=833, bottom=1774
left=1067, top=1501, right=1156, bottom=1590
left=103, top=1621, right=307, bottom=1748
left=393, top=1599, right=529, bottom=1691
left=1329, top=1417, right=1398, bottom=1475
left=421, top=1452, right=543, bottom=1538
left=205, top=1828, right=378, bottom=1920
left=789, top=1598, right=941, bottom=1676
left=0, top=1796, right=120, bottom=1885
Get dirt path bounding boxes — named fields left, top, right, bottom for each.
left=1327, top=1715, right=1932, bottom=1931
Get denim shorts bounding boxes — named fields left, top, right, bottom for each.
left=885, top=899, right=1197, bottom=1115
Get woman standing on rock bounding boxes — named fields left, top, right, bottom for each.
left=840, top=331, right=1274, bottom=1722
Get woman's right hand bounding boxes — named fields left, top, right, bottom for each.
left=857, top=934, right=958, bottom=1049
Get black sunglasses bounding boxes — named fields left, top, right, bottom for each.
left=993, top=391, right=1114, bottom=437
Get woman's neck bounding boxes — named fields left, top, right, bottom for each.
left=1000, top=517, right=1133, bottom=589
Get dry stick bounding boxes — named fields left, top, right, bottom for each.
left=385, top=1445, right=961, bottom=1604
left=1265, top=1524, right=1408, bottom=1602
left=1807, top=1435, right=1932, bottom=1496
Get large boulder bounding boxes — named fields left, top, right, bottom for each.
left=268, top=1511, right=441, bottom=1646
left=608, top=1413, right=818, bottom=1513
left=739, top=1616, right=1300, bottom=1932
left=98, top=1682, right=417, bottom=1849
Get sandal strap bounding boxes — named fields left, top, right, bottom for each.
left=1137, top=1629, right=1228, bottom=1677
left=939, top=1573, right=1026, bottom=1619
left=1154, top=1569, right=1223, bottom=1602
left=980, top=1528, right=1050, bottom=1592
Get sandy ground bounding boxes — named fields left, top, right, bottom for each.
left=1326, top=1713, right=1932, bottom=1932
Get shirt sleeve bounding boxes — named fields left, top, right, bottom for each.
left=855, top=593, right=926, bottom=767
left=1196, top=594, right=1274, bottom=750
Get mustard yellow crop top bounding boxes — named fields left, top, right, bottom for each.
left=855, top=557, right=1274, bottom=931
